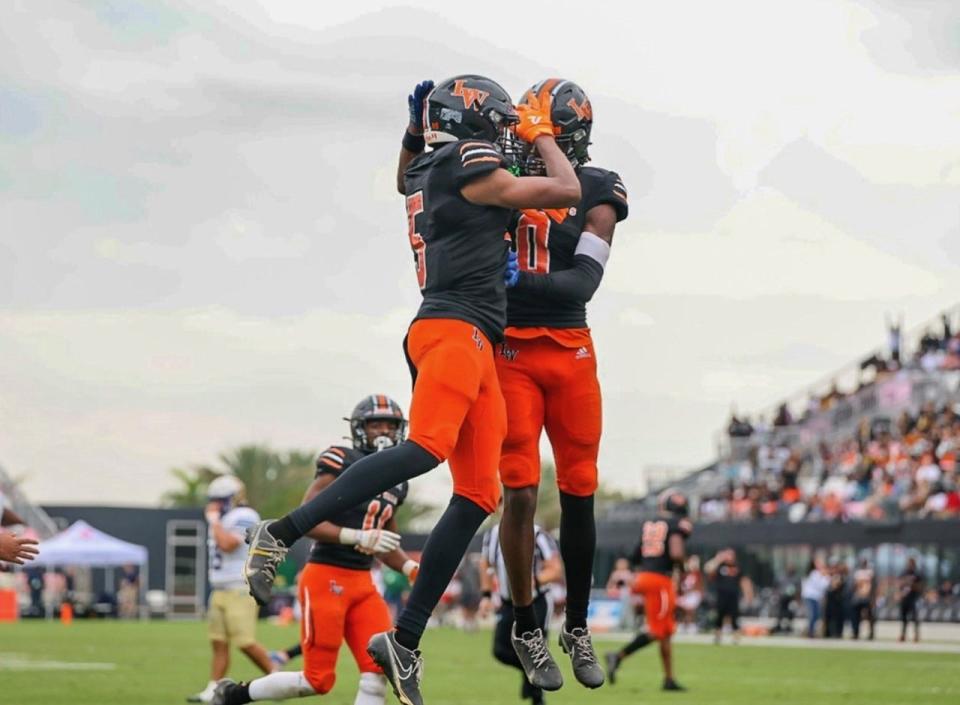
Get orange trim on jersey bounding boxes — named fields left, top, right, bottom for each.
left=462, top=156, right=501, bottom=167
left=459, top=141, right=492, bottom=154
left=327, top=447, right=346, bottom=458
left=504, top=327, right=592, bottom=348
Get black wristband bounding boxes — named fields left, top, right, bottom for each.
left=402, top=130, right=425, bottom=153
left=482, top=590, right=492, bottom=600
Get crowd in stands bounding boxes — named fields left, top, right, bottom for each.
left=704, top=313, right=960, bottom=523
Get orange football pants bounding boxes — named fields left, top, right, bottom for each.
left=496, top=331, right=602, bottom=496
left=298, top=562, right=393, bottom=694
left=405, top=318, right=507, bottom=513
left=632, top=571, right=677, bottom=640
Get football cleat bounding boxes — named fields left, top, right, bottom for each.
left=243, top=520, right=288, bottom=606
left=210, top=679, right=238, bottom=705
left=511, top=625, right=563, bottom=691
left=558, top=626, right=604, bottom=688
left=663, top=678, right=687, bottom=692
left=604, top=652, right=621, bottom=686
left=367, top=631, right=424, bottom=705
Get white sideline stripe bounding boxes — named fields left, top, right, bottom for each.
left=0, top=653, right=117, bottom=671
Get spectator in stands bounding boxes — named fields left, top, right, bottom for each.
left=886, top=313, right=902, bottom=365
left=774, top=403, right=793, bottom=427
left=801, top=560, right=830, bottom=638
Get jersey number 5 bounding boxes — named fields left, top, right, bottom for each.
left=516, top=210, right=550, bottom=274
left=406, top=191, right=427, bottom=289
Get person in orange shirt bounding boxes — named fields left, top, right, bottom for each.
left=496, top=78, right=628, bottom=692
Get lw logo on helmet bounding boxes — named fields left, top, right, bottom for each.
left=567, top=97, right=592, bottom=121
left=452, top=80, right=490, bottom=110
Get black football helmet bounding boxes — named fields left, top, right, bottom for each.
left=422, top=74, right=520, bottom=157
left=518, top=78, right=592, bottom=175
left=658, top=487, right=689, bottom=518
left=346, top=395, right=407, bottom=452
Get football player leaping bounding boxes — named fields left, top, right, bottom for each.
left=605, top=489, right=692, bottom=691
left=496, top=79, right=628, bottom=691
left=213, top=396, right=420, bottom=705
left=241, top=74, right=580, bottom=705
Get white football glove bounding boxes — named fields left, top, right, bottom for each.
left=339, top=527, right=402, bottom=555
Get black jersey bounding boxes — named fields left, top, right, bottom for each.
left=634, top=515, right=692, bottom=576
left=308, top=445, right=408, bottom=571
left=404, top=140, right=513, bottom=344
left=714, top=561, right=741, bottom=597
left=506, top=166, right=627, bottom=329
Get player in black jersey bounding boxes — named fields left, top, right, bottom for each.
left=213, top=396, right=419, bottom=705
left=606, top=490, right=691, bottom=692
left=243, top=74, right=580, bottom=705
left=495, top=78, right=628, bottom=691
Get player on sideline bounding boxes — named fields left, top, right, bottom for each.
left=496, top=78, right=628, bottom=691
left=188, top=477, right=275, bottom=704
left=213, top=396, right=420, bottom=705
left=242, top=74, right=580, bottom=705
left=605, top=489, right=692, bottom=692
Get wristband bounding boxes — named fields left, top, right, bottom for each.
left=338, top=528, right=360, bottom=545
left=402, top=130, right=425, bottom=153
left=482, top=590, right=492, bottom=600
left=402, top=559, right=419, bottom=578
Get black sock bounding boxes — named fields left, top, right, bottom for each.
left=285, top=644, right=301, bottom=660
left=513, top=602, right=538, bottom=635
left=394, top=494, right=490, bottom=649
left=559, top=492, right=595, bottom=630
left=226, top=682, right=252, bottom=705
left=269, top=441, right=439, bottom=545
left=621, top=631, right=652, bottom=657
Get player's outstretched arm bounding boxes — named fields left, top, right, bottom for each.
left=461, top=136, right=580, bottom=209
left=509, top=203, right=617, bottom=302
left=396, top=79, right=433, bottom=194
left=300, top=475, right=400, bottom=552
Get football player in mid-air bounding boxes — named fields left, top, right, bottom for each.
left=605, top=489, right=692, bottom=692
left=213, top=396, right=420, bottom=705
left=241, top=74, right=580, bottom=705
left=496, top=78, right=628, bottom=692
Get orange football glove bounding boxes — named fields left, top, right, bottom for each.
left=515, top=105, right=554, bottom=143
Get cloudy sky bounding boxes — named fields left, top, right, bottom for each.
left=2, top=0, right=959, bottom=507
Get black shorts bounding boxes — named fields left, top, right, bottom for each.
left=716, top=592, right=740, bottom=629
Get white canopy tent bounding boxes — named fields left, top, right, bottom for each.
left=32, top=520, right=149, bottom=618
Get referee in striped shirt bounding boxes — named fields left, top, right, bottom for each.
left=480, top=522, right=563, bottom=705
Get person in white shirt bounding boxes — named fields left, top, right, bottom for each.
left=188, top=476, right=275, bottom=703
left=800, top=560, right=831, bottom=638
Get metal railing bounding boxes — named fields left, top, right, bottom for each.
left=0, top=462, right=59, bottom=538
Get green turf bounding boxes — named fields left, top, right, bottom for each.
left=0, top=621, right=956, bottom=705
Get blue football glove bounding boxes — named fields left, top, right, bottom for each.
left=407, top=79, right=434, bottom=133
left=504, top=250, right=520, bottom=288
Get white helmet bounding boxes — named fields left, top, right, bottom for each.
left=207, top=475, right=246, bottom=502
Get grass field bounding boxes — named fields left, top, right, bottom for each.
left=1, top=621, right=957, bottom=705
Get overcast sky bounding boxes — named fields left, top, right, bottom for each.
left=2, top=0, right=959, bottom=507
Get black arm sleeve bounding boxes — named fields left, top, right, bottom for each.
left=513, top=253, right=604, bottom=303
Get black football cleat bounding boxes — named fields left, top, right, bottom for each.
left=210, top=679, right=248, bottom=705
left=604, top=652, right=621, bottom=686
left=663, top=678, right=687, bottom=692
left=511, top=625, right=563, bottom=691
left=243, top=521, right=288, bottom=606
left=559, top=626, right=604, bottom=688
left=367, top=631, right=424, bottom=705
